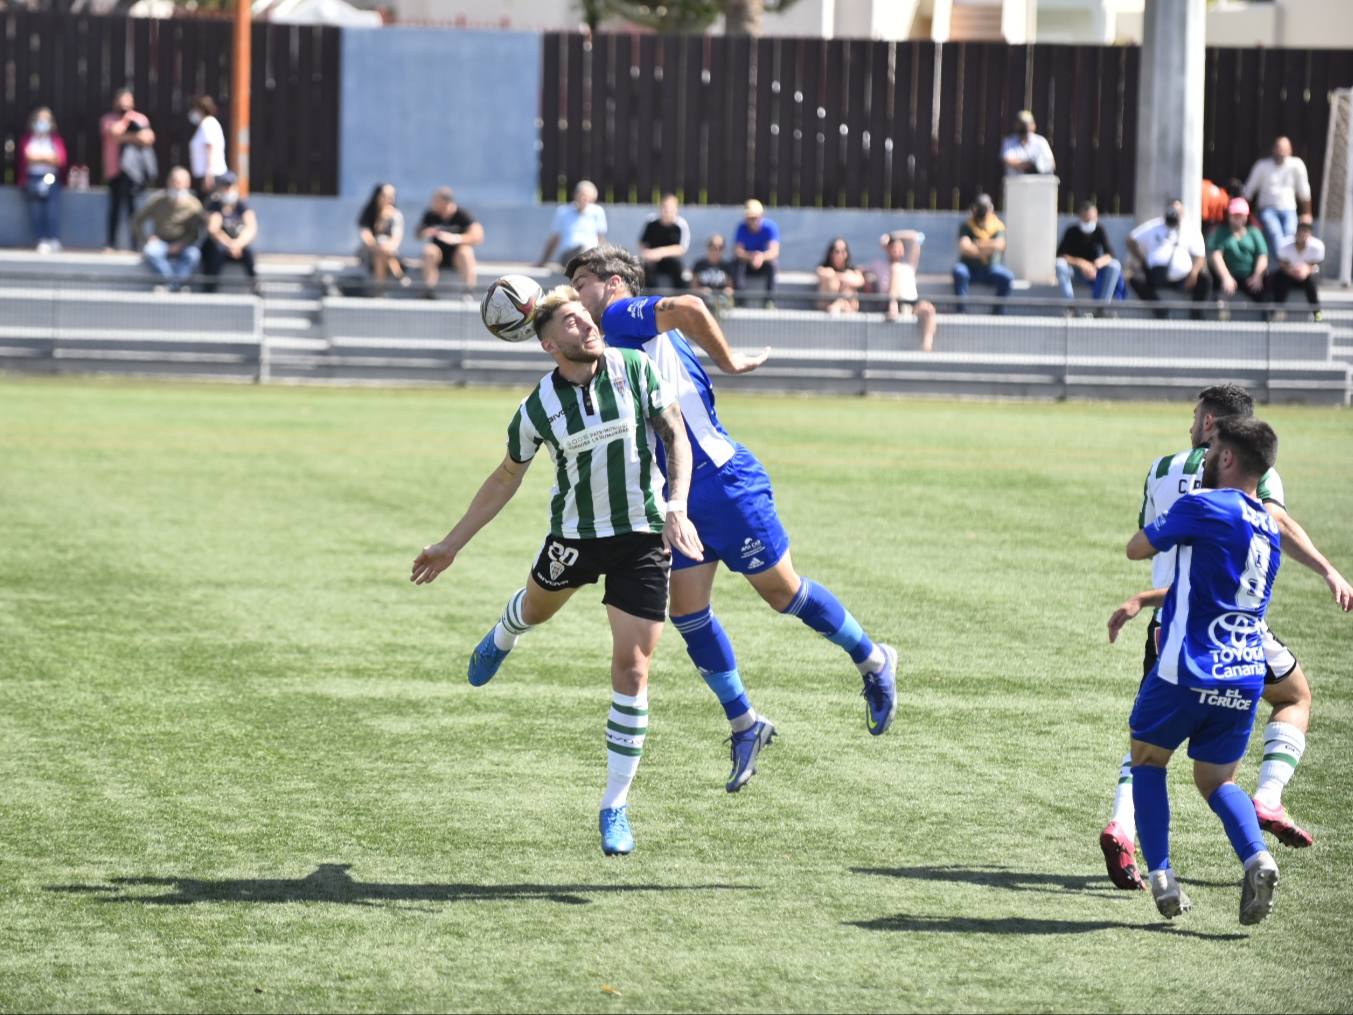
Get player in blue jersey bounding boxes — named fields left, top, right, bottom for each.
left=562, top=245, right=899, bottom=792
left=1101, top=383, right=1352, bottom=890
left=1123, top=415, right=1283, bottom=924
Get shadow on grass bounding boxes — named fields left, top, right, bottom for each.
left=851, top=864, right=1232, bottom=895
left=48, top=863, right=755, bottom=908
left=845, top=912, right=1247, bottom=941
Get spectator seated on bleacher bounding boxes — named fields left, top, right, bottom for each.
left=1126, top=198, right=1212, bottom=318
left=639, top=193, right=690, bottom=292
left=1269, top=219, right=1324, bottom=320
left=201, top=173, right=258, bottom=294
left=689, top=234, right=736, bottom=311
left=539, top=180, right=607, bottom=270
left=816, top=237, right=865, bottom=315
left=1055, top=200, right=1121, bottom=305
left=867, top=230, right=936, bottom=351
left=131, top=166, right=204, bottom=292
left=1207, top=197, right=1268, bottom=313
left=419, top=186, right=482, bottom=293
left=952, top=193, right=1013, bottom=312
left=733, top=198, right=779, bottom=308
left=357, top=182, right=408, bottom=290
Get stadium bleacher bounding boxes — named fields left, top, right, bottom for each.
left=0, top=249, right=1348, bottom=403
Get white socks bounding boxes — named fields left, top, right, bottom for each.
left=1110, top=752, right=1136, bottom=837
left=601, top=689, right=649, bottom=811
left=492, top=587, right=531, bottom=652
left=1254, top=722, right=1306, bottom=809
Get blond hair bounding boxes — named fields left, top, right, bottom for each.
left=531, top=284, right=580, bottom=338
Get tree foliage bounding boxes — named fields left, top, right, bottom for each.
left=579, top=0, right=801, bottom=35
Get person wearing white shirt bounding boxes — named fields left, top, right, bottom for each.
left=539, top=180, right=608, bottom=269
left=1001, top=110, right=1056, bottom=176
left=1126, top=198, right=1213, bottom=316
left=1243, top=136, right=1312, bottom=264
left=1269, top=220, right=1324, bottom=319
left=188, top=94, right=228, bottom=197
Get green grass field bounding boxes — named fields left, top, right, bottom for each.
left=2, top=376, right=1351, bottom=1013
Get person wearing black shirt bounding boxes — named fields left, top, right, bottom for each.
left=1055, top=200, right=1121, bottom=303
left=638, top=193, right=690, bottom=291
left=201, top=173, right=258, bottom=293
left=419, top=186, right=483, bottom=291
left=689, top=234, right=735, bottom=310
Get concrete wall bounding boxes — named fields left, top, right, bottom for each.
left=0, top=185, right=1140, bottom=277
left=339, top=27, right=541, bottom=206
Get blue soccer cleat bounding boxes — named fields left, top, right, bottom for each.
left=467, top=629, right=509, bottom=686
left=599, top=805, right=635, bottom=856
left=861, top=643, right=899, bottom=736
left=725, top=718, right=777, bottom=793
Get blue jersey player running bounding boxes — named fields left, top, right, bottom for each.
left=1123, top=415, right=1283, bottom=925
left=564, top=245, right=899, bottom=792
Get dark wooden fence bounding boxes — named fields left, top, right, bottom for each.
left=541, top=33, right=1353, bottom=215
left=0, top=12, right=341, bottom=195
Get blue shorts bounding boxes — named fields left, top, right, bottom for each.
left=1129, top=669, right=1262, bottom=765
left=674, top=447, right=790, bottom=575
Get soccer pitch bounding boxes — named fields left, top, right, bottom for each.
left=2, top=376, right=1350, bottom=1014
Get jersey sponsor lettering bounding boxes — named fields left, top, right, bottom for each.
left=506, top=347, right=673, bottom=539
left=1145, top=488, right=1282, bottom=692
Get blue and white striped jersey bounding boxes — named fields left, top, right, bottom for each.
left=1145, top=488, right=1282, bottom=692
left=601, top=296, right=739, bottom=476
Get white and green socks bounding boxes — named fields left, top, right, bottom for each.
left=1254, top=721, right=1306, bottom=809
left=492, top=587, right=532, bottom=652
left=601, top=689, right=648, bottom=810
left=1109, top=752, right=1136, bottom=838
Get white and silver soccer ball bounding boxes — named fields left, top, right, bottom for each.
left=480, top=274, right=544, bottom=342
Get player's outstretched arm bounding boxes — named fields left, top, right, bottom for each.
left=1125, top=529, right=1157, bottom=561
left=653, top=293, right=771, bottom=374
left=1108, top=587, right=1167, bottom=643
left=1266, top=502, right=1353, bottom=611
left=410, top=454, right=531, bottom=585
left=650, top=402, right=704, bottom=561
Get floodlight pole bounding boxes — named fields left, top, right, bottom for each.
left=231, top=0, right=252, bottom=196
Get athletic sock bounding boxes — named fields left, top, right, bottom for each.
left=601, top=689, right=648, bottom=810
left=1254, top=721, right=1306, bottom=809
left=781, top=578, right=884, bottom=674
left=492, top=587, right=531, bottom=652
left=672, top=607, right=757, bottom=732
left=1109, top=752, right=1137, bottom=838
left=1209, top=782, right=1267, bottom=865
left=1130, top=764, right=1171, bottom=873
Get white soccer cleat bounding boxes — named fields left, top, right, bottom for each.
left=1240, top=851, right=1279, bottom=926
left=1148, top=867, right=1192, bottom=919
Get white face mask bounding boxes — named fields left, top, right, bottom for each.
left=33, top=119, right=52, bottom=134
left=189, top=111, right=203, bottom=125
left=168, top=188, right=188, bottom=201
left=222, top=190, right=239, bottom=205
left=1078, top=219, right=1097, bottom=234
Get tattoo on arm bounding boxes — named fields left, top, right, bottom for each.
left=652, top=403, right=692, bottom=501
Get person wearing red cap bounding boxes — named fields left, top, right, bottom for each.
left=1207, top=197, right=1268, bottom=309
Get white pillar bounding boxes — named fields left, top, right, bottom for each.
left=1135, top=0, right=1206, bottom=227
left=1001, top=0, right=1036, bottom=44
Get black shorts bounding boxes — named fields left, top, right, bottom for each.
left=430, top=239, right=469, bottom=265
left=1143, top=613, right=1297, bottom=686
left=530, top=532, right=670, bottom=622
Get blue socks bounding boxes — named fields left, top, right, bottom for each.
left=672, top=608, right=755, bottom=730
left=1208, top=782, right=1267, bottom=865
left=1134, top=764, right=1267, bottom=872
left=781, top=578, right=880, bottom=671
left=1131, top=764, right=1171, bottom=872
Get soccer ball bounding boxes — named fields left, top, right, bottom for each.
left=480, top=274, right=543, bottom=342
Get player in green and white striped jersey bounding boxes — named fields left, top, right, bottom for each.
left=1102, top=384, right=1352, bottom=889
left=411, top=287, right=703, bottom=857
